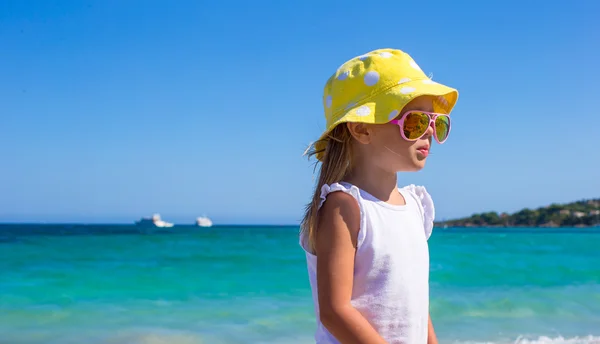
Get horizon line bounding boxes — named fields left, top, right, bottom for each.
left=0, top=221, right=300, bottom=227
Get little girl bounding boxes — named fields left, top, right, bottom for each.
left=300, top=48, right=459, bottom=344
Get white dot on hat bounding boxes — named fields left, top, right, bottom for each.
left=364, top=71, right=380, bottom=86
left=400, top=87, right=416, bottom=94
left=380, top=52, right=393, bottom=58
left=358, top=54, right=369, bottom=60
left=422, top=79, right=436, bottom=84
left=326, top=95, right=332, bottom=108
left=398, top=77, right=411, bottom=84
left=388, top=109, right=400, bottom=120
left=410, top=60, right=423, bottom=72
left=338, top=70, right=349, bottom=80
left=356, top=105, right=371, bottom=116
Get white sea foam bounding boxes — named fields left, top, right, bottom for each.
left=448, top=335, right=600, bottom=344
left=514, top=336, right=600, bottom=344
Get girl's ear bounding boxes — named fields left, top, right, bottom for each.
left=346, top=122, right=372, bottom=144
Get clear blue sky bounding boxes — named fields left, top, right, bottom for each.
left=1, top=0, right=598, bottom=225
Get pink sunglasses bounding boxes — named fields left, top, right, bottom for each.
left=389, top=110, right=451, bottom=144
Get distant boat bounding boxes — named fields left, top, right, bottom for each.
left=135, top=214, right=174, bottom=228
left=195, top=216, right=213, bottom=227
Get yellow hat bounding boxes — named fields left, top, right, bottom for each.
left=314, top=48, right=459, bottom=161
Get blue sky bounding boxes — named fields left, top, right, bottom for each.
left=1, top=0, right=598, bottom=225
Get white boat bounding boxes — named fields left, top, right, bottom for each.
left=135, top=214, right=174, bottom=228
left=195, top=216, right=213, bottom=227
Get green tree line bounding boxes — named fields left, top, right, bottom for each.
left=437, top=199, right=600, bottom=227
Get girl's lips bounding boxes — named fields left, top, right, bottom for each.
left=417, top=147, right=429, bottom=157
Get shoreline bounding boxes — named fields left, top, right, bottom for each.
left=435, top=224, right=600, bottom=228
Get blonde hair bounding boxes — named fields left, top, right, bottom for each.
left=300, top=124, right=354, bottom=254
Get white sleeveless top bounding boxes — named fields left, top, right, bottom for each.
left=299, top=182, right=436, bottom=344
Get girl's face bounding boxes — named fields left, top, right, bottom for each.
left=348, top=95, right=439, bottom=173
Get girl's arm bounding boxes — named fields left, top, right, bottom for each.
left=427, top=314, right=438, bottom=344
left=315, top=191, right=388, bottom=344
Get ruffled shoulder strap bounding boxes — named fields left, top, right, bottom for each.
left=318, top=182, right=361, bottom=210
left=400, top=184, right=435, bottom=240
left=316, top=182, right=367, bottom=247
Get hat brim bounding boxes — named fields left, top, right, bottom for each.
left=314, top=79, right=458, bottom=161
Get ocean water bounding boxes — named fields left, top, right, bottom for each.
left=0, top=225, right=599, bottom=344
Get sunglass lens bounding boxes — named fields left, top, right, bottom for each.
left=435, top=115, right=450, bottom=142
left=403, top=112, right=430, bottom=140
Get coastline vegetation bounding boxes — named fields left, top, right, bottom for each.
left=436, top=198, right=600, bottom=228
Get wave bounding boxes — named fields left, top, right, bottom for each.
left=514, top=336, right=600, bottom=344
left=452, top=336, right=600, bottom=344
left=106, top=334, right=600, bottom=344
left=2, top=331, right=599, bottom=344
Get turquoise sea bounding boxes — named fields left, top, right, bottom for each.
left=0, top=225, right=599, bottom=344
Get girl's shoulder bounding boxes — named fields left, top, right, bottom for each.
left=399, top=184, right=435, bottom=239
left=318, top=182, right=363, bottom=210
